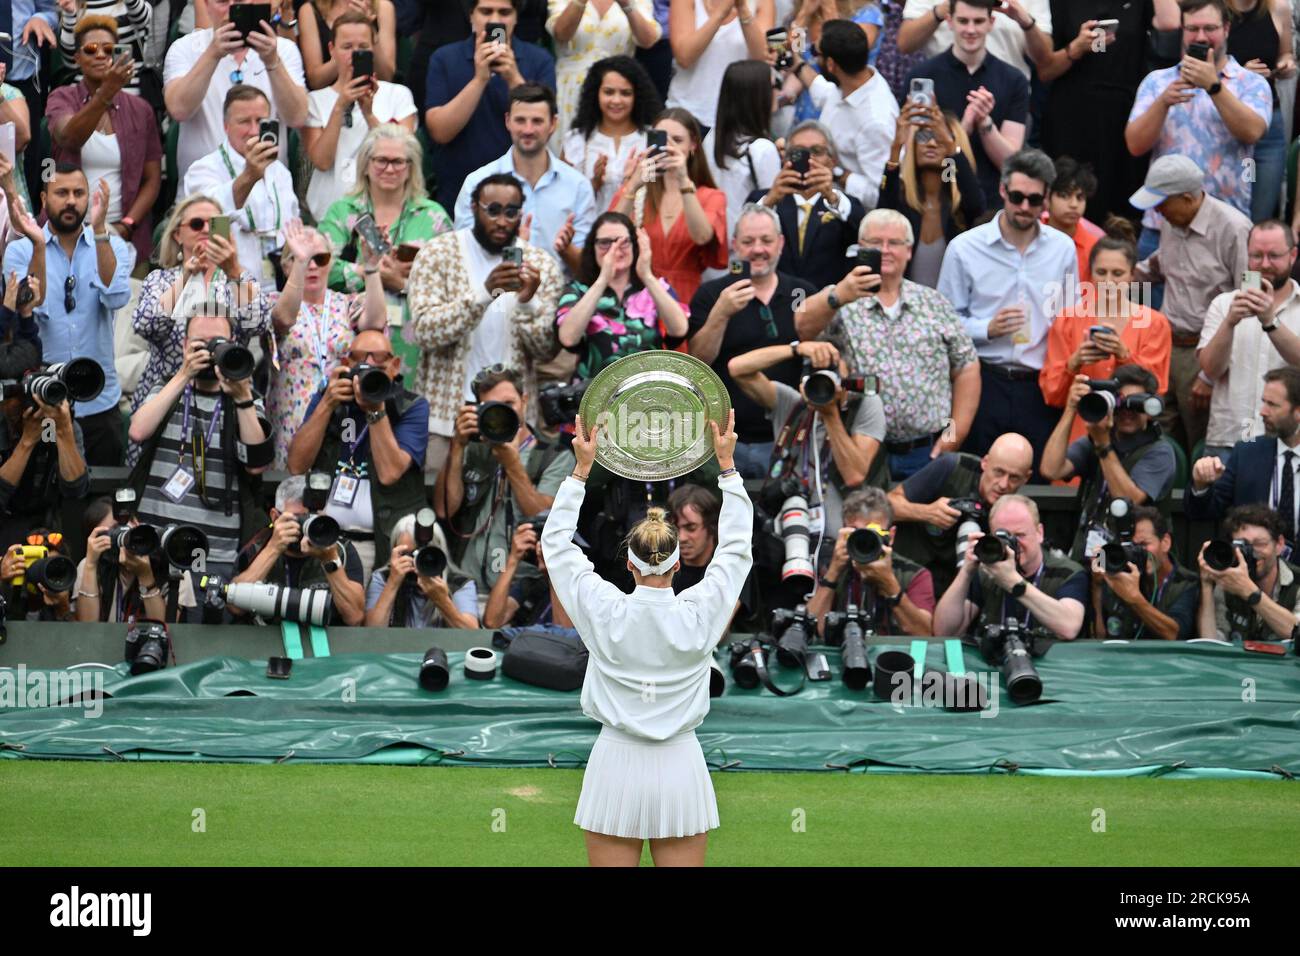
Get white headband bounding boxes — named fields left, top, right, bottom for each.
left=628, top=544, right=680, bottom=576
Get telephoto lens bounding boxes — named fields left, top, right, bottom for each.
left=224, top=582, right=334, bottom=626
left=1100, top=542, right=1130, bottom=575
left=839, top=605, right=871, bottom=690
left=124, top=620, right=172, bottom=675
left=802, top=368, right=840, bottom=405
left=206, top=338, right=255, bottom=381
left=846, top=526, right=887, bottom=564
left=776, top=496, right=816, bottom=584
left=299, top=513, right=341, bottom=549
left=350, top=363, right=392, bottom=404
left=1203, top=539, right=1253, bottom=572
left=26, top=555, right=77, bottom=593
left=103, top=524, right=160, bottom=557
left=1077, top=388, right=1118, bottom=424
left=47, top=358, right=106, bottom=403
left=24, top=370, right=68, bottom=407
left=476, top=401, right=520, bottom=444
left=414, top=545, right=446, bottom=578
left=773, top=605, right=811, bottom=669
left=973, top=531, right=1012, bottom=564
left=419, top=646, right=450, bottom=691
left=728, top=639, right=764, bottom=689
left=709, top=661, right=725, bottom=698
left=999, top=626, right=1043, bottom=704
left=160, top=524, right=210, bottom=570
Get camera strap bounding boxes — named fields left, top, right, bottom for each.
left=747, top=643, right=805, bottom=697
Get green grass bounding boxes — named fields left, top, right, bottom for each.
left=2, top=762, right=1296, bottom=866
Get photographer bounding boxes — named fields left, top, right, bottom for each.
left=0, top=337, right=91, bottom=554
left=128, top=305, right=274, bottom=583
left=434, top=365, right=574, bottom=605
left=1091, top=505, right=1199, bottom=641
left=933, top=493, right=1087, bottom=640
left=230, top=476, right=367, bottom=627
left=365, top=513, right=479, bottom=629
left=807, top=487, right=935, bottom=638
left=887, top=431, right=1033, bottom=600
left=73, top=497, right=168, bottom=623
left=1039, top=364, right=1175, bottom=563
left=1, top=529, right=76, bottom=621
left=287, top=328, right=430, bottom=579
left=727, top=339, right=886, bottom=549
left=481, top=516, right=573, bottom=629
left=1196, top=505, right=1300, bottom=642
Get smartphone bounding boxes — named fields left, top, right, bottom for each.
left=230, top=2, right=272, bottom=41
left=857, top=247, right=882, bottom=273
left=646, top=128, right=668, bottom=154
left=485, top=21, right=508, bottom=44
left=112, top=43, right=131, bottom=61
left=394, top=242, right=421, bottom=264
left=210, top=215, right=231, bottom=240
left=728, top=258, right=751, bottom=283
left=1243, top=640, right=1287, bottom=655
left=15, top=276, right=31, bottom=308
left=266, top=656, right=293, bottom=679
left=1088, top=324, right=1110, bottom=340
left=1187, top=41, right=1211, bottom=61
left=1095, top=18, right=1119, bottom=32
left=351, top=48, right=374, bottom=79
left=258, top=119, right=280, bottom=147
left=502, top=244, right=523, bottom=266
left=1242, top=270, right=1263, bottom=292
left=765, top=27, right=788, bottom=48
left=353, top=212, right=391, bottom=255
left=908, top=77, right=935, bottom=122
left=787, top=146, right=811, bottom=176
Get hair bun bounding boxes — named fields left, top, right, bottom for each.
left=644, top=506, right=669, bottom=524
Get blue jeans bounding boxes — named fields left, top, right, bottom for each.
left=1138, top=225, right=1164, bottom=312
left=1251, top=106, right=1286, bottom=223
left=888, top=444, right=933, bottom=481
left=733, top=440, right=774, bottom=480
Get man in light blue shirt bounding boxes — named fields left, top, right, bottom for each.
left=453, top=83, right=595, bottom=277
left=938, top=148, right=1077, bottom=478
left=3, top=163, right=134, bottom=467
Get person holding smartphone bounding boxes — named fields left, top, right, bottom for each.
left=55, top=0, right=153, bottom=99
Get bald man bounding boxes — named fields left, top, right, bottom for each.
left=888, top=432, right=1034, bottom=600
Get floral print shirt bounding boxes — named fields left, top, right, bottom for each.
left=555, top=276, right=689, bottom=380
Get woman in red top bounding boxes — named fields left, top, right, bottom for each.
left=1040, top=229, right=1172, bottom=446
left=609, top=107, right=727, bottom=311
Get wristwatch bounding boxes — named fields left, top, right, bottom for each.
left=1247, top=587, right=1264, bottom=607
left=789, top=340, right=801, bottom=357
left=1208, top=80, right=1223, bottom=96
left=818, top=574, right=839, bottom=590
left=1261, top=319, right=1279, bottom=333
left=880, top=588, right=904, bottom=608
left=323, top=547, right=342, bottom=575
left=826, top=285, right=843, bottom=310
left=1010, top=579, right=1028, bottom=598
left=1095, top=443, right=1114, bottom=458
left=366, top=407, right=387, bottom=424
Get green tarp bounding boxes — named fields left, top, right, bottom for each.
left=2, top=641, right=1298, bottom=777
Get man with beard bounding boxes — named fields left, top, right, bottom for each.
left=1188, top=367, right=1300, bottom=540
left=937, top=148, right=1077, bottom=476
left=453, top=84, right=596, bottom=276
left=1197, top=504, right=1300, bottom=643
left=1196, top=221, right=1300, bottom=465
left=2, top=165, right=134, bottom=468
left=406, top=172, right=562, bottom=478
left=687, top=203, right=819, bottom=479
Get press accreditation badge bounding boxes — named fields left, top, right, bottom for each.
left=332, top=474, right=360, bottom=507
left=807, top=503, right=826, bottom=537
left=385, top=297, right=404, bottom=328
left=162, top=467, right=196, bottom=503
left=1083, top=526, right=1112, bottom=560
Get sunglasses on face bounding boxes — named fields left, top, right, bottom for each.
left=185, top=217, right=212, bottom=233
left=477, top=201, right=522, bottom=221
left=79, top=42, right=116, bottom=57
left=1007, top=190, right=1045, bottom=207
left=302, top=252, right=331, bottom=267
left=349, top=349, right=394, bottom=363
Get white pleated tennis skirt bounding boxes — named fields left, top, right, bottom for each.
left=574, top=725, right=719, bottom=840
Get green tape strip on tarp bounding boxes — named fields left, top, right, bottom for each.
left=945, top=640, right=966, bottom=676
left=2, top=642, right=1299, bottom=775
left=281, top=623, right=304, bottom=661
left=308, top=626, right=330, bottom=659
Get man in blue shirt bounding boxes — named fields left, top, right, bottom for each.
left=3, top=164, right=134, bottom=467
left=454, top=83, right=595, bottom=276
left=424, top=0, right=556, bottom=210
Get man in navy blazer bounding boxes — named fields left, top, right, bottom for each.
left=745, top=121, right=865, bottom=293
left=1187, top=367, right=1300, bottom=533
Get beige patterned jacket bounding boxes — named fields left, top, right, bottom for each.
left=406, top=232, right=562, bottom=437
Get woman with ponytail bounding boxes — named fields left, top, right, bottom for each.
left=541, top=410, right=751, bottom=867
left=1040, top=217, right=1172, bottom=445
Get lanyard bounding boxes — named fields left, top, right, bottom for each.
left=342, top=420, right=370, bottom=473
left=1001, top=563, right=1045, bottom=629
left=220, top=144, right=282, bottom=235
left=181, top=385, right=224, bottom=449
left=479, top=433, right=538, bottom=584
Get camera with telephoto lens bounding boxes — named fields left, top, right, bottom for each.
left=221, top=581, right=334, bottom=626
left=518, top=511, right=549, bottom=566
left=290, top=471, right=341, bottom=555
left=124, top=618, right=172, bottom=675
left=339, top=362, right=393, bottom=405
left=403, top=506, right=447, bottom=579
left=822, top=603, right=872, bottom=689
left=18, top=549, right=77, bottom=593
left=98, top=523, right=160, bottom=558
left=728, top=637, right=768, bottom=689
left=471, top=400, right=520, bottom=444
left=974, top=528, right=1020, bottom=565
left=1078, top=379, right=1164, bottom=424
left=539, top=380, right=589, bottom=427
left=950, top=496, right=987, bottom=565
left=201, top=337, right=255, bottom=382
left=773, top=493, right=816, bottom=586
left=977, top=617, right=1042, bottom=704
left=8, top=358, right=106, bottom=409
left=112, top=488, right=139, bottom=524
left=770, top=604, right=815, bottom=669
left=1099, top=497, right=1149, bottom=576
left=1204, top=538, right=1259, bottom=577
left=846, top=524, right=889, bottom=564
left=159, top=524, right=209, bottom=571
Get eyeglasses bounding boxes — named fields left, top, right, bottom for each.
left=594, top=236, right=630, bottom=251
left=862, top=238, right=911, bottom=249
left=1006, top=190, right=1046, bottom=207
left=79, top=42, right=115, bottom=57
left=349, top=349, right=394, bottom=363
left=185, top=216, right=212, bottom=233
left=64, top=274, right=76, bottom=313
left=477, top=201, right=523, bottom=221
left=370, top=156, right=411, bottom=170
left=1248, top=249, right=1294, bottom=261
left=803, top=145, right=832, bottom=157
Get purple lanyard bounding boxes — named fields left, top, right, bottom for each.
left=344, top=422, right=370, bottom=470
left=180, top=386, right=224, bottom=452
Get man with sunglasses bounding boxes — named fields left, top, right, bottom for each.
left=2, top=163, right=134, bottom=468
left=183, top=85, right=299, bottom=291
left=937, top=147, right=1077, bottom=478
left=287, top=329, right=430, bottom=580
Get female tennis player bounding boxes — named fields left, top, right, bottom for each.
left=540, top=409, right=752, bottom=867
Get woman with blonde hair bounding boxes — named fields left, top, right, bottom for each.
left=878, top=100, right=981, bottom=287
left=127, top=193, right=271, bottom=461
left=541, top=410, right=751, bottom=867
left=318, top=123, right=452, bottom=379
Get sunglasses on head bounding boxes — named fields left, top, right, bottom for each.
left=477, top=201, right=522, bottom=221
left=1007, top=190, right=1046, bottom=207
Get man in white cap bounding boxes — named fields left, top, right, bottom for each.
left=1132, top=153, right=1250, bottom=454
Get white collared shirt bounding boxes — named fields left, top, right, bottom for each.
left=808, top=71, right=898, bottom=210
left=1199, top=280, right=1300, bottom=446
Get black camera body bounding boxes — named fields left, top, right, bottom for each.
left=339, top=362, right=392, bottom=405
left=291, top=471, right=341, bottom=555
left=471, top=400, right=520, bottom=444
left=5, top=358, right=106, bottom=409
left=846, top=525, right=888, bottom=565
left=539, top=380, right=588, bottom=428
left=977, top=617, right=1042, bottom=704
left=974, top=528, right=1020, bottom=565
left=1204, top=538, right=1259, bottom=577
left=124, top=619, right=172, bottom=675
left=202, top=337, right=254, bottom=382
left=519, top=511, right=549, bottom=565
left=728, top=637, right=767, bottom=689
left=98, top=523, right=161, bottom=559
left=770, top=604, right=815, bottom=669
left=823, top=603, right=872, bottom=689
